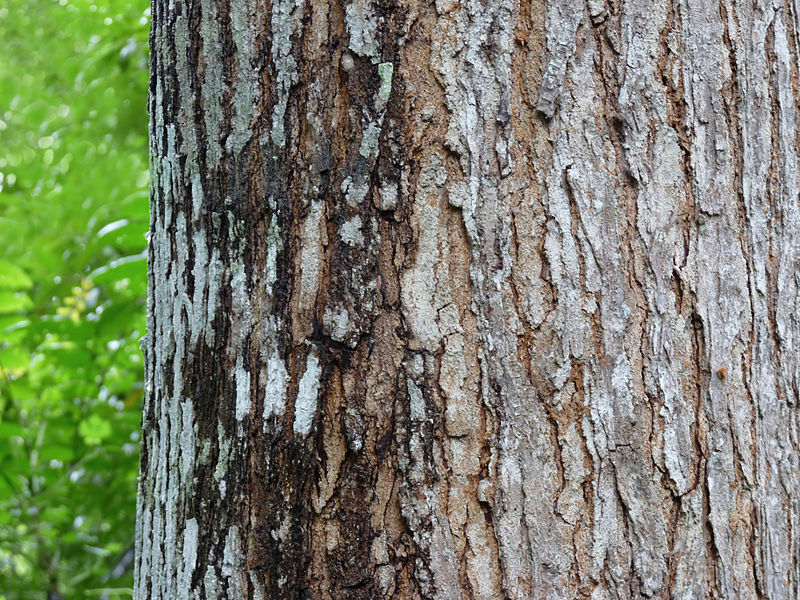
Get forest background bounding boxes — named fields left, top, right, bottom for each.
left=0, top=1, right=150, bottom=597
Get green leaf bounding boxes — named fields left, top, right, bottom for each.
left=0, top=261, right=33, bottom=289
left=40, top=505, right=70, bottom=525
left=0, top=422, right=25, bottom=440
left=39, top=445, right=76, bottom=463
left=44, top=346, right=93, bottom=368
left=0, top=290, right=32, bottom=314
left=78, top=415, right=112, bottom=445
left=0, top=346, right=29, bottom=374
left=91, top=253, right=146, bottom=285
left=0, top=316, right=30, bottom=343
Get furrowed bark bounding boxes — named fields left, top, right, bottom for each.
left=135, top=0, right=800, bottom=598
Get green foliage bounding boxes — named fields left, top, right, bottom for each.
left=0, top=1, right=149, bottom=597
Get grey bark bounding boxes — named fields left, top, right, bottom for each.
left=135, top=0, right=800, bottom=598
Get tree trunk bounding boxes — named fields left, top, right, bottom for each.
left=135, top=0, right=800, bottom=597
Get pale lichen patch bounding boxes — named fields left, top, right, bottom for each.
left=178, top=518, right=198, bottom=593
left=263, top=352, right=288, bottom=420
left=228, top=0, right=258, bottom=155
left=341, top=175, right=369, bottom=206
left=341, top=52, right=355, bottom=71
left=407, top=379, right=426, bottom=422
left=250, top=573, right=266, bottom=600
left=270, top=0, right=304, bottom=147
left=235, top=355, right=251, bottom=422
left=200, top=0, right=224, bottom=167
left=441, top=335, right=474, bottom=437
left=295, top=200, right=325, bottom=338
left=344, top=0, right=378, bottom=59
left=265, top=214, right=280, bottom=288
left=323, top=307, right=351, bottom=342
left=294, top=350, right=321, bottom=435
left=204, top=247, right=223, bottom=345
left=221, top=526, right=245, bottom=597
left=203, top=566, right=219, bottom=600
left=378, top=62, right=394, bottom=100
left=376, top=181, right=398, bottom=211
left=179, top=400, right=196, bottom=484
left=213, top=423, right=232, bottom=497
left=400, top=154, right=448, bottom=352
left=611, top=354, right=634, bottom=417
left=339, top=215, right=364, bottom=246
left=358, top=122, right=381, bottom=159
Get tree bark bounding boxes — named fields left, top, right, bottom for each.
left=135, top=0, right=800, bottom=598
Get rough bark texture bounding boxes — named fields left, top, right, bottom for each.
left=135, top=0, right=800, bottom=598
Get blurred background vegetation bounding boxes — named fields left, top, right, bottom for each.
left=0, top=0, right=150, bottom=597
